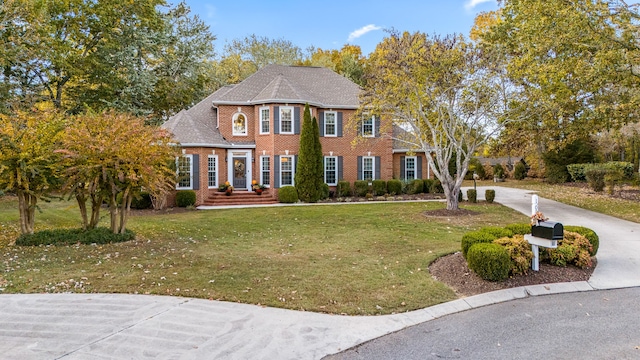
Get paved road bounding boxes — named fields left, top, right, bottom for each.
left=325, top=287, right=640, bottom=360
left=1, top=186, right=639, bottom=359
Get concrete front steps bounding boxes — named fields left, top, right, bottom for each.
left=202, top=190, right=278, bottom=206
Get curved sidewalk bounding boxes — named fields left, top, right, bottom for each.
left=1, top=186, right=639, bottom=359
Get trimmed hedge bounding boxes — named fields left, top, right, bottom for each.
left=372, top=180, right=387, bottom=196
left=387, top=179, right=402, bottom=195
left=354, top=180, right=369, bottom=197
left=467, top=243, right=511, bottom=281
left=504, top=223, right=531, bottom=236
left=406, top=179, right=424, bottom=194
left=423, top=179, right=434, bottom=193
left=461, top=230, right=497, bottom=259
left=480, top=226, right=513, bottom=239
left=430, top=179, right=444, bottom=194
left=337, top=181, right=352, bottom=197
left=485, top=189, right=495, bottom=203
left=565, top=225, right=599, bottom=256
left=16, top=227, right=135, bottom=246
left=176, top=190, right=196, bottom=207
left=467, top=189, right=477, bottom=203
left=585, top=168, right=606, bottom=192
left=278, top=186, right=299, bottom=203
left=569, top=162, right=635, bottom=182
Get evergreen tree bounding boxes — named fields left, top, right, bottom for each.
left=295, top=104, right=322, bottom=202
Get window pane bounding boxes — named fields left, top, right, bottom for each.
left=261, top=109, right=270, bottom=133
left=405, top=157, right=415, bottom=179
left=261, top=157, right=270, bottom=185
left=281, top=156, right=293, bottom=186
left=281, top=108, right=292, bottom=133
left=363, top=117, right=374, bottom=136
left=178, top=156, right=191, bottom=188
left=363, top=157, right=373, bottom=180
left=325, top=112, right=336, bottom=136
left=208, top=156, right=217, bottom=187
left=324, top=156, right=336, bottom=185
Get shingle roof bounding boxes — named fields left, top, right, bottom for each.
left=211, top=64, right=361, bottom=108
left=162, top=92, right=231, bottom=147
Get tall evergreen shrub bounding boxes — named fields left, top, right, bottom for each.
left=295, top=104, right=323, bottom=202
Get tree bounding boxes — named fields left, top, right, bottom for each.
left=0, top=0, right=216, bottom=122
left=295, top=104, right=323, bottom=202
left=59, top=111, right=177, bottom=234
left=305, top=45, right=367, bottom=85
left=362, top=31, right=514, bottom=210
left=0, top=110, right=65, bottom=234
left=481, top=0, right=640, bottom=160
left=223, top=34, right=304, bottom=73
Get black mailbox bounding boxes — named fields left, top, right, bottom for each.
left=531, top=221, right=563, bottom=240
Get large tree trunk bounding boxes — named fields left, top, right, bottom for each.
left=17, top=190, right=36, bottom=234
left=89, top=194, right=102, bottom=229
left=444, top=184, right=460, bottom=211
left=109, top=192, right=118, bottom=234
left=75, top=192, right=88, bottom=230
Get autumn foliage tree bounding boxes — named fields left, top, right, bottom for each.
left=362, top=31, right=514, bottom=210
left=0, top=110, right=65, bottom=234
left=60, top=111, right=178, bottom=234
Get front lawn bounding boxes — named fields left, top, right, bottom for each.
left=0, top=196, right=526, bottom=315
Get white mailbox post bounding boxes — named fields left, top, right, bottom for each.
left=526, top=195, right=558, bottom=271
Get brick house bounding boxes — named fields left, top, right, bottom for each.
left=162, top=65, right=432, bottom=205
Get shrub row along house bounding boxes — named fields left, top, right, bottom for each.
left=162, top=65, right=434, bottom=205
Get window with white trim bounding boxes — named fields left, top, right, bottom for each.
left=362, top=156, right=374, bottom=180
left=232, top=113, right=247, bottom=136
left=176, top=155, right=193, bottom=189
left=207, top=155, right=218, bottom=188
left=279, top=106, right=294, bottom=134
left=260, top=107, right=270, bottom=134
left=404, top=156, right=417, bottom=180
left=362, top=116, right=374, bottom=137
left=324, top=111, right=337, bottom=137
left=280, top=155, right=294, bottom=186
left=324, top=156, right=337, bottom=185
left=260, top=156, right=270, bottom=187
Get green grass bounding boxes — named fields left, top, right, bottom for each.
left=0, top=196, right=527, bottom=315
left=470, top=179, right=640, bottom=224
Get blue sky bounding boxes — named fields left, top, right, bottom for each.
left=183, top=0, right=499, bottom=56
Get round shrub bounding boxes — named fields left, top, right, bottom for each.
left=430, top=180, right=444, bottom=194
left=504, top=222, right=531, bottom=236
left=467, top=243, right=511, bottom=281
left=480, top=226, right=513, bottom=239
left=131, top=191, right=152, bottom=209
left=493, top=164, right=505, bottom=179
left=175, top=190, right=196, bottom=207
left=485, top=189, right=495, bottom=203
left=372, top=179, right=387, bottom=196
left=387, top=179, right=402, bottom=195
left=354, top=180, right=369, bottom=197
left=564, top=225, right=599, bottom=256
left=514, top=162, right=527, bottom=180
left=461, top=230, right=498, bottom=259
left=494, top=235, right=533, bottom=276
left=423, top=179, right=434, bottom=193
left=278, top=186, right=299, bottom=203
left=407, top=179, right=424, bottom=194
left=585, top=168, right=606, bottom=192
left=337, top=181, right=352, bottom=197
left=467, top=189, right=477, bottom=203
left=320, top=183, right=330, bottom=200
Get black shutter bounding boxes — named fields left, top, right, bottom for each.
left=294, top=107, right=301, bottom=134
left=274, top=106, right=280, bottom=134
left=375, top=156, right=381, bottom=180
left=400, top=156, right=406, bottom=180
left=357, top=156, right=362, bottom=180
left=417, top=155, right=423, bottom=179
left=374, top=116, right=381, bottom=138
left=337, top=112, right=343, bottom=137
left=338, top=156, right=343, bottom=181
left=274, top=155, right=280, bottom=188
left=192, top=154, right=200, bottom=190
left=318, top=111, right=325, bottom=136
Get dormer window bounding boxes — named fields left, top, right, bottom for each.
left=233, top=113, right=247, bottom=136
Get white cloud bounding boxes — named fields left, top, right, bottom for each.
left=347, top=24, right=382, bottom=42
left=464, top=0, right=494, bottom=10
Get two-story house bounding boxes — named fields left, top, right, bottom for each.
left=162, top=64, right=432, bottom=205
